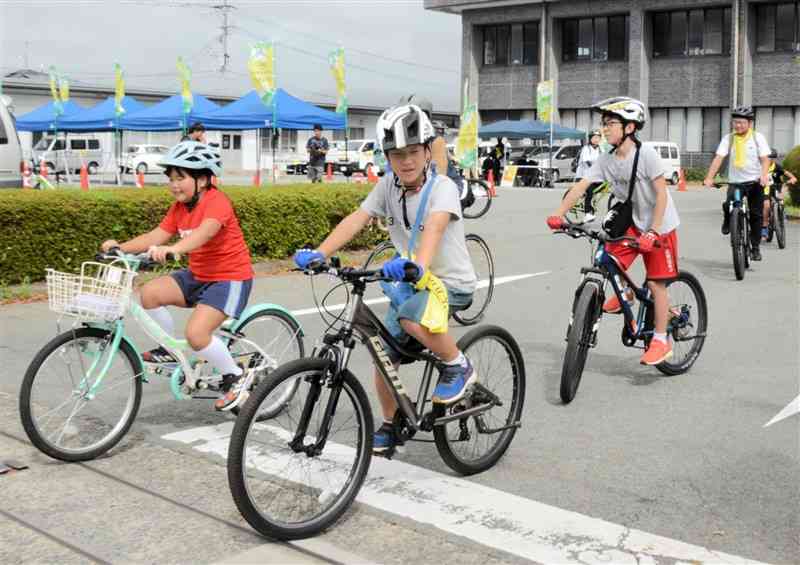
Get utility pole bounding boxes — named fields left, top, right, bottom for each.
left=216, top=0, right=235, bottom=73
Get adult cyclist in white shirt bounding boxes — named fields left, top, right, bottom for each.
left=703, top=106, right=771, bottom=261
left=575, top=130, right=602, bottom=220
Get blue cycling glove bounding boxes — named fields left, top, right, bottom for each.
left=383, top=257, right=423, bottom=282
left=294, top=249, right=325, bottom=270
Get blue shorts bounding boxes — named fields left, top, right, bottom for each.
left=383, top=286, right=473, bottom=361
left=171, top=269, right=252, bottom=319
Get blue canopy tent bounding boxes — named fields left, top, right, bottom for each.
left=479, top=119, right=585, bottom=140
left=59, top=96, right=147, bottom=131
left=118, top=93, right=220, bottom=131
left=15, top=100, right=87, bottom=131
left=193, top=89, right=346, bottom=130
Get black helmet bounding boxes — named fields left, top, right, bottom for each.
left=397, top=94, right=433, bottom=118
left=769, top=148, right=778, bottom=159
left=731, top=106, right=754, bottom=120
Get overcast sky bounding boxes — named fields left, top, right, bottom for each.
left=0, top=0, right=463, bottom=112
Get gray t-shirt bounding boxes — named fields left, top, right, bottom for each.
left=360, top=174, right=477, bottom=293
left=586, top=144, right=680, bottom=234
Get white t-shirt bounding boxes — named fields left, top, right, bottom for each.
left=586, top=144, right=680, bottom=234
left=576, top=144, right=601, bottom=179
left=715, top=131, right=770, bottom=183
left=360, top=174, right=477, bottom=293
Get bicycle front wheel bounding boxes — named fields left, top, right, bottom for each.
left=229, top=308, right=304, bottom=421
left=657, top=271, right=708, bottom=376
left=730, top=209, right=746, bottom=280
left=19, top=327, right=143, bottom=462
left=453, top=234, right=495, bottom=326
left=560, top=281, right=601, bottom=404
left=463, top=179, right=493, bottom=219
left=228, top=358, right=373, bottom=540
left=776, top=202, right=786, bottom=249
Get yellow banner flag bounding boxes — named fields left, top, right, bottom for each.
left=455, top=104, right=479, bottom=169
left=328, top=48, right=347, bottom=114
left=176, top=57, right=193, bottom=114
left=114, top=63, right=126, bottom=117
left=537, top=80, right=554, bottom=123
left=58, top=76, right=69, bottom=103
left=248, top=42, right=276, bottom=106
left=48, top=66, right=63, bottom=116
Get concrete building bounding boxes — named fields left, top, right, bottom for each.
left=2, top=69, right=457, bottom=174
left=425, top=0, right=800, bottom=166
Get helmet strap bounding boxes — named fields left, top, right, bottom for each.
left=186, top=177, right=202, bottom=211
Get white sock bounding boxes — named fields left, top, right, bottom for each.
left=653, top=332, right=667, bottom=343
left=195, top=336, right=243, bottom=376
left=444, top=351, right=468, bottom=368
left=145, top=306, right=174, bottom=336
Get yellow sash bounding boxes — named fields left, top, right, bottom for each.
left=732, top=128, right=752, bottom=170
left=414, top=270, right=450, bottom=334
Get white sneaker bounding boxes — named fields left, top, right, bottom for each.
left=584, top=213, right=596, bottom=222
left=214, top=369, right=253, bottom=412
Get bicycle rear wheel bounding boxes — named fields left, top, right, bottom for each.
left=560, top=281, right=601, bottom=404
left=730, top=209, right=746, bottom=280
left=657, top=271, right=708, bottom=376
left=776, top=202, right=786, bottom=249
left=362, top=240, right=396, bottom=270
left=228, top=358, right=373, bottom=540
left=462, top=179, right=492, bottom=219
left=453, top=234, right=495, bottom=326
left=19, top=327, right=143, bottom=462
left=433, top=325, right=525, bottom=475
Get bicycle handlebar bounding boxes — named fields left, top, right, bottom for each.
left=554, top=222, right=660, bottom=248
left=95, top=248, right=178, bottom=270
left=297, top=258, right=419, bottom=284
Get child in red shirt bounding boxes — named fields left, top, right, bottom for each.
left=101, top=141, right=255, bottom=411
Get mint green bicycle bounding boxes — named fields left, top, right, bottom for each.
left=20, top=251, right=304, bottom=462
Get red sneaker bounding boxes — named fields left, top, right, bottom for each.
left=640, top=339, right=673, bottom=365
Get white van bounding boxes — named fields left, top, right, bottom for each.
left=33, top=134, right=104, bottom=174
left=329, top=139, right=384, bottom=176
left=644, top=141, right=682, bottom=185
left=0, top=95, right=23, bottom=188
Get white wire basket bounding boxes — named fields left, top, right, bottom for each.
left=46, top=261, right=137, bottom=322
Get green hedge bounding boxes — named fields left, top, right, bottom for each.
left=0, top=183, right=385, bottom=284
left=783, top=145, right=800, bottom=205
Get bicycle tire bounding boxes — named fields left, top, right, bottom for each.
left=362, top=240, right=396, bottom=270
left=560, top=281, right=601, bottom=404
left=228, top=358, right=373, bottom=540
left=656, top=271, right=708, bottom=376
left=462, top=179, right=492, bottom=219
left=730, top=209, right=746, bottom=281
left=453, top=234, right=495, bottom=326
left=776, top=202, right=786, bottom=249
left=433, top=325, right=525, bottom=475
left=19, top=327, right=143, bottom=462
left=766, top=203, right=775, bottom=242
left=563, top=187, right=584, bottom=224
left=229, top=308, right=305, bottom=421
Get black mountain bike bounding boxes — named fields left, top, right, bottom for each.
left=726, top=183, right=753, bottom=280
left=363, top=233, right=495, bottom=326
left=765, top=192, right=787, bottom=250
left=555, top=223, right=708, bottom=404
left=227, top=259, right=525, bottom=540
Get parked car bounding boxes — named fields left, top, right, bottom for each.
left=523, top=144, right=581, bottom=183
left=0, top=95, right=22, bottom=188
left=328, top=139, right=384, bottom=177
left=123, top=144, right=170, bottom=174
left=33, top=134, right=104, bottom=174
left=285, top=160, right=308, bottom=175
left=644, top=141, right=682, bottom=185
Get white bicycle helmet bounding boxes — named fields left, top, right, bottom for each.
left=397, top=94, right=433, bottom=118
left=377, top=105, right=435, bottom=153
left=157, top=140, right=222, bottom=177
left=591, top=96, right=647, bottom=130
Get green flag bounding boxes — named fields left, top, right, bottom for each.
left=537, top=80, right=554, bottom=123
left=329, top=47, right=348, bottom=114
left=176, top=57, right=193, bottom=115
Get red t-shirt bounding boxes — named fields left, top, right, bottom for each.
left=159, top=189, right=254, bottom=281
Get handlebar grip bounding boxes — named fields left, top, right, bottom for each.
left=403, top=263, right=421, bottom=283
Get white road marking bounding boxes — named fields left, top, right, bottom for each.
left=289, top=271, right=550, bottom=317
left=764, top=393, right=800, bottom=427
left=163, top=424, right=763, bottom=565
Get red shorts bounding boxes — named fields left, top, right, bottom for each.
left=605, top=227, right=679, bottom=280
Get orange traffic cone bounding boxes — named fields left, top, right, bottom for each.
left=253, top=171, right=261, bottom=187
left=40, top=159, right=48, bottom=179
left=367, top=164, right=378, bottom=183
left=21, top=160, right=32, bottom=188
left=80, top=163, right=90, bottom=191
left=487, top=169, right=496, bottom=197
left=136, top=170, right=145, bottom=188
left=325, top=163, right=334, bottom=182
left=677, top=168, right=687, bottom=192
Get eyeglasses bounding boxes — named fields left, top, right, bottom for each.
left=601, top=120, right=622, bottom=129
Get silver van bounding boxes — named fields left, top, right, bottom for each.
left=0, top=95, right=23, bottom=188
left=528, top=144, right=581, bottom=183
left=33, top=134, right=103, bottom=174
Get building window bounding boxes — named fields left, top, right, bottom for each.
left=332, top=127, right=366, bottom=141
left=702, top=108, right=722, bottom=152
left=479, top=109, right=523, bottom=125
left=562, top=16, right=627, bottom=61
left=222, top=134, right=230, bottom=150
left=482, top=22, right=538, bottom=66
left=757, top=2, right=800, bottom=52
left=653, top=8, right=732, bottom=57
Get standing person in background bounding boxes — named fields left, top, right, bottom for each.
left=182, top=122, right=207, bottom=144
left=306, top=124, right=329, bottom=183
left=576, top=130, right=603, bottom=221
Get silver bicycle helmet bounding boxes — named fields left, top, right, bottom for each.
left=397, top=94, right=433, bottom=118
left=377, top=105, right=435, bottom=153
left=158, top=140, right=222, bottom=177
left=591, top=97, right=647, bottom=130
left=731, top=106, right=754, bottom=120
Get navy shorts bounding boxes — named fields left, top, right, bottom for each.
left=171, top=269, right=252, bottom=319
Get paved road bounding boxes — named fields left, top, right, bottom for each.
left=1, top=186, right=797, bottom=564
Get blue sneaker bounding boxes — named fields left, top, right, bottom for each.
left=762, top=227, right=769, bottom=240
left=373, top=422, right=397, bottom=454
left=432, top=359, right=478, bottom=404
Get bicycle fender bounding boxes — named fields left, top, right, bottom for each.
left=228, top=303, right=304, bottom=337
